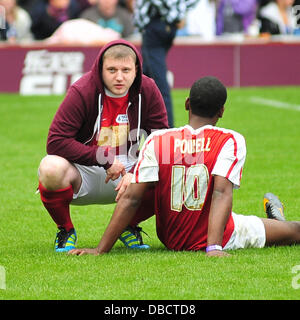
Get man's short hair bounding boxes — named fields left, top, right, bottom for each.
left=189, top=76, right=227, bottom=118
left=102, top=44, right=137, bottom=63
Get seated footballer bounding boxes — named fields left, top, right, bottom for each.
left=69, top=76, right=300, bottom=257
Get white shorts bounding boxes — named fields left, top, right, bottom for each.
left=71, top=164, right=121, bottom=205
left=224, top=212, right=266, bottom=250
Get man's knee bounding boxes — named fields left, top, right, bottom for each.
left=38, top=155, right=71, bottom=190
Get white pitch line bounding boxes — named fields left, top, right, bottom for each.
left=249, top=96, right=300, bottom=112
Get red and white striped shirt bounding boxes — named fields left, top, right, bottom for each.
left=132, top=124, right=246, bottom=251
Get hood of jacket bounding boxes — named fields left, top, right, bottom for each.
left=89, top=39, right=143, bottom=98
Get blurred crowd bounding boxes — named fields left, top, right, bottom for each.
left=0, top=0, right=299, bottom=44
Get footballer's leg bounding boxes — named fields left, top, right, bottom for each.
left=38, top=155, right=81, bottom=252
left=262, top=218, right=300, bottom=246
left=261, top=192, right=300, bottom=247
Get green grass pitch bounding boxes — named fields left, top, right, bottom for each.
left=0, top=86, right=300, bottom=300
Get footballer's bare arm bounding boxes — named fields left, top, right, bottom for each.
left=206, top=175, right=233, bottom=257
left=69, top=182, right=153, bottom=256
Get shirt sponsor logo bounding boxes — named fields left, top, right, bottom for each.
left=116, top=114, right=128, bottom=124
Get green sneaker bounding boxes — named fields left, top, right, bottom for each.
left=55, top=227, right=77, bottom=252
left=119, top=226, right=150, bottom=249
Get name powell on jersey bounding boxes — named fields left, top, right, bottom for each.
left=174, top=138, right=211, bottom=154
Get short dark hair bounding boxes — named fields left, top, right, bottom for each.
left=189, top=76, right=227, bottom=118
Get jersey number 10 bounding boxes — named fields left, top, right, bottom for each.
left=171, top=164, right=209, bottom=212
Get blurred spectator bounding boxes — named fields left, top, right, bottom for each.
left=0, top=0, right=33, bottom=43
left=177, top=0, right=216, bottom=40
left=216, top=0, right=258, bottom=35
left=30, top=0, right=81, bottom=40
left=258, top=0, right=297, bottom=35
left=293, top=0, right=300, bottom=34
left=134, top=0, right=199, bottom=128
left=44, top=18, right=120, bottom=44
left=80, top=0, right=134, bottom=38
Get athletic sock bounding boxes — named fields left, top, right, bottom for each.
left=39, top=182, right=74, bottom=231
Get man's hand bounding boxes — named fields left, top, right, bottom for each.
left=115, top=173, right=133, bottom=201
left=105, top=158, right=126, bottom=183
left=68, top=248, right=100, bottom=256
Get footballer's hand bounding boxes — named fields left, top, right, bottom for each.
left=115, top=173, right=133, bottom=202
left=105, top=159, right=126, bottom=183
left=68, top=248, right=100, bottom=256
left=206, top=250, right=231, bottom=257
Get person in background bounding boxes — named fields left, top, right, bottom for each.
left=80, top=0, right=135, bottom=38
left=176, top=0, right=217, bottom=40
left=216, top=0, right=258, bottom=36
left=258, top=0, right=297, bottom=35
left=30, top=0, right=80, bottom=40
left=134, top=0, right=199, bottom=128
left=0, top=0, right=33, bottom=43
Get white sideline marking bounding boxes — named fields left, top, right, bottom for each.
left=249, top=96, right=300, bottom=112
left=0, top=266, right=5, bottom=290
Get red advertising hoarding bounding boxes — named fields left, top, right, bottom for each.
left=0, top=38, right=300, bottom=94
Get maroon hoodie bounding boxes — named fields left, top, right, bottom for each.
left=47, top=39, right=168, bottom=169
